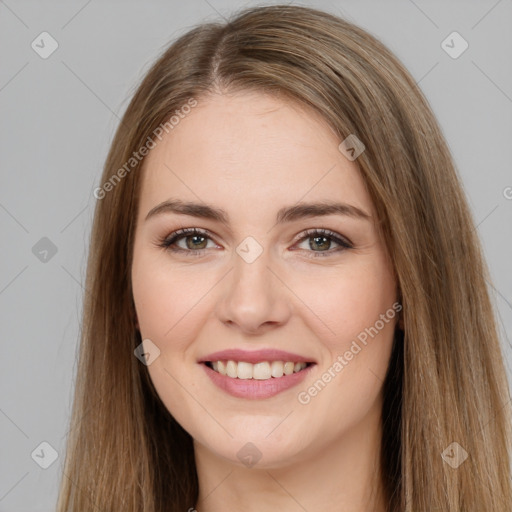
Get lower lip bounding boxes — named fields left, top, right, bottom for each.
left=201, top=363, right=315, bottom=399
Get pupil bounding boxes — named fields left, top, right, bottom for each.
left=311, top=236, right=330, bottom=251
left=187, top=235, right=206, bottom=250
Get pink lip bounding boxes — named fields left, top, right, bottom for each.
left=201, top=362, right=315, bottom=400
left=198, top=348, right=315, bottom=364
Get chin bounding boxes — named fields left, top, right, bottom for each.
left=191, top=418, right=318, bottom=470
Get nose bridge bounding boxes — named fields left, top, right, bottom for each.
left=216, top=239, right=290, bottom=332
left=231, top=242, right=273, bottom=302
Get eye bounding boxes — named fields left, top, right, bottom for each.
left=158, top=228, right=219, bottom=256
left=293, top=228, right=352, bottom=257
left=157, top=227, right=353, bottom=258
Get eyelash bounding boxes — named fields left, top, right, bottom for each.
left=157, top=227, right=353, bottom=258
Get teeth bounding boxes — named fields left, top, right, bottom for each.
left=271, top=361, right=284, bottom=378
left=284, top=362, right=295, bottom=375
left=237, top=361, right=253, bottom=380
left=209, top=360, right=308, bottom=380
left=253, top=362, right=271, bottom=380
left=226, top=360, right=237, bottom=378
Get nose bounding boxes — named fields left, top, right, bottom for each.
left=215, top=247, right=292, bottom=334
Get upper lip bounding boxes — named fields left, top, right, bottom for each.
left=198, top=349, right=316, bottom=364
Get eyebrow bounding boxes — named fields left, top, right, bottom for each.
left=145, top=199, right=371, bottom=224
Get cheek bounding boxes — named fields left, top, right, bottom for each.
left=131, top=246, right=212, bottom=345
left=298, top=314, right=395, bottom=438
left=294, top=269, right=397, bottom=433
left=290, top=255, right=397, bottom=417
left=131, top=249, right=212, bottom=432
left=288, top=256, right=397, bottom=356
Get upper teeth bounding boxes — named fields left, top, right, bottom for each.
left=210, top=360, right=308, bottom=380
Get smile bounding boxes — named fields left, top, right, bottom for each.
left=205, top=360, right=310, bottom=380
left=198, top=349, right=316, bottom=399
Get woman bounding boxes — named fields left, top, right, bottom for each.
left=57, top=4, right=511, bottom=511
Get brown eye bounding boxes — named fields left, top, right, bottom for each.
left=309, top=235, right=332, bottom=251
left=183, top=234, right=208, bottom=250
left=294, top=229, right=352, bottom=257
left=159, top=228, right=218, bottom=255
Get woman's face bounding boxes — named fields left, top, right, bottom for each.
left=131, top=90, right=399, bottom=469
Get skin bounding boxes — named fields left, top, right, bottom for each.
left=131, top=90, right=399, bottom=512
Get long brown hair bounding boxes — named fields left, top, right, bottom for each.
left=57, top=5, right=512, bottom=511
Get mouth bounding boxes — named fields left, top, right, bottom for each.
left=203, top=360, right=313, bottom=380
left=198, top=349, right=316, bottom=399
left=199, top=352, right=316, bottom=399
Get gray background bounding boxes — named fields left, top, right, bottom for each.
left=1, top=0, right=511, bottom=510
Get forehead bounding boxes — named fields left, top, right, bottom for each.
left=137, top=91, right=374, bottom=222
